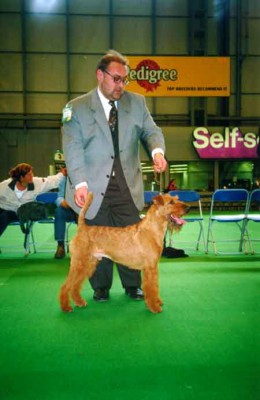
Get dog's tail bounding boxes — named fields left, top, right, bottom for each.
left=77, top=192, right=94, bottom=226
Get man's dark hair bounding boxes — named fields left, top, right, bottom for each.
left=9, top=163, right=33, bottom=182
left=96, top=49, right=129, bottom=72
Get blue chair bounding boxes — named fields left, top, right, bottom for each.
left=0, top=221, right=32, bottom=255
left=168, top=190, right=206, bottom=252
left=29, top=192, right=58, bottom=253
left=242, top=189, right=260, bottom=254
left=206, top=189, right=249, bottom=255
left=144, top=191, right=160, bottom=205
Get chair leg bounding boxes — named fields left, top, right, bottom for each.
left=245, top=223, right=253, bottom=254
left=29, top=222, right=37, bottom=253
left=208, top=222, right=218, bottom=255
left=206, top=220, right=213, bottom=254
left=201, top=224, right=207, bottom=253
left=196, top=222, right=206, bottom=252
left=23, top=221, right=33, bottom=254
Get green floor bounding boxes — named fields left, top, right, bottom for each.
left=0, top=223, right=259, bottom=400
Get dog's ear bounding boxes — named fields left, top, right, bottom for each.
left=152, top=194, right=164, bottom=205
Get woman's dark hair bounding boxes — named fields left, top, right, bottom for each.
left=9, top=163, right=33, bottom=182
left=96, top=49, right=128, bottom=72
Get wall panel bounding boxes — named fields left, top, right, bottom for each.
left=156, top=18, right=188, bottom=54
left=0, top=54, right=23, bottom=91
left=156, top=0, right=188, bottom=16
left=242, top=57, right=260, bottom=92
left=155, top=97, right=189, bottom=115
left=69, top=0, right=110, bottom=14
left=247, top=20, right=260, bottom=54
left=0, top=93, right=24, bottom=113
left=0, top=15, right=21, bottom=51
left=26, top=93, right=68, bottom=114
left=70, top=16, right=110, bottom=53
left=26, top=54, right=67, bottom=92
left=113, top=17, right=152, bottom=53
left=70, top=55, right=98, bottom=93
left=113, top=0, right=152, bottom=15
left=26, top=15, right=66, bottom=52
left=25, top=0, right=66, bottom=13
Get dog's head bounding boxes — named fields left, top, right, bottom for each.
left=152, top=193, right=190, bottom=231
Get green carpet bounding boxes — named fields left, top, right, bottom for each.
left=0, top=250, right=259, bottom=400
left=0, top=218, right=260, bottom=400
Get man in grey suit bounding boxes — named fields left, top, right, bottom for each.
left=62, top=49, right=167, bottom=302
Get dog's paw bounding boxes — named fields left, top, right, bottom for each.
left=75, top=300, right=87, bottom=308
left=146, top=302, right=163, bottom=313
left=150, top=306, right=163, bottom=313
left=61, top=305, right=74, bottom=313
left=157, top=297, right=163, bottom=306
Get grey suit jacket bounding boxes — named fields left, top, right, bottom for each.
left=62, top=88, right=165, bottom=219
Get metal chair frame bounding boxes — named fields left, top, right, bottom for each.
left=242, top=189, right=260, bottom=255
left=206, top=189, right=249, bottom=255
left=168, top=190, right=206, bottom=252
left=0, top=221, right=32, bottom=255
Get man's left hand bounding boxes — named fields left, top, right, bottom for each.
left=153, top=153, right=167, bottom=173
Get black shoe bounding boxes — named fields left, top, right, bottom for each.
left=54, top=245, right=66, bottom=259
left=125, top=287, right=144, bottom=300
left=93, top=288, right=109, bottom=302
left=162, top=247, right=189, bottom=258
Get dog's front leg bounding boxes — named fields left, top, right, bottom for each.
left=142, top=265, right=163, bottom=313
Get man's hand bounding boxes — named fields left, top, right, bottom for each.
left=153, top=153, right=167, bottom=173
left=74, top=186, right=88, bottom=208
left=60, top=167, right=67, bottom=176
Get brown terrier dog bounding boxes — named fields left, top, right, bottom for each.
left=59, top=193, right=189, bottom=314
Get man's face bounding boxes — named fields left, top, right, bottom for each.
left=20, top=170, right=34, bottom=186
left=97, top=61, right=128, bottom=101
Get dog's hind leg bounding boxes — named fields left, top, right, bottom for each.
left=142, top=265, right=163, bottom=313
left=70, top=257, right=98, bottom=308
left=59, top=256, right=88, bottom=312
left=59, top=280, right=74, bottom=312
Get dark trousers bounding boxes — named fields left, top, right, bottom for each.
left=54, top=206, right=77, bottom=243
left=0, top=209, right=19, bottom=236
left=87, top=176, right=142, bottom=291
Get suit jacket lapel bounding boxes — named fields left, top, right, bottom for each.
left=117, top=93, right=131, bottom=145
left=89, top=89, right=132, bottom=149
left=90, top=90, right=112, bottom=141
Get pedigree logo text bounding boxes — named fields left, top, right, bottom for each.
left=193, top=127, right=259, bottom=159
left=127, top=56, right=230, bottom=97
left=129, top=59, right=177, bottom=93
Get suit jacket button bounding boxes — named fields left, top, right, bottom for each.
left=101, top=192, right=104, bottom=196
left=106, top=175, right=109, bottom=178
left=111, top=156, right=114, bottom=159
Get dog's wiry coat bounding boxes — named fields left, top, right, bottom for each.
left=59, top=193, right=189, bottom=313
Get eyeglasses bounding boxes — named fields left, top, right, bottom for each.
left=104, top=70, right=129, bottom=86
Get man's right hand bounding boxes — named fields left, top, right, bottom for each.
left=74, top=186, right=88, bottom=208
